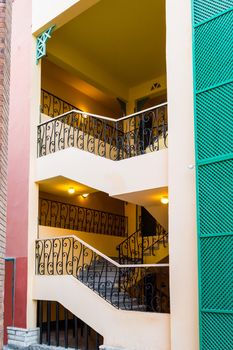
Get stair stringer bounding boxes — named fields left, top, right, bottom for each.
left=36, top=147, right=168, bottom=199
left=33, top=275, right=170, bottom=350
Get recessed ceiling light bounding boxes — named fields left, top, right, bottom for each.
left=161, top=197, right=169, bottom=205
left=68, top=187, right=75, bottom=194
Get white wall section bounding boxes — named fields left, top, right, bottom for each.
left=33, top=275, right=170, bottom=350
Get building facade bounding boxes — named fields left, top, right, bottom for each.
left=0, top=0, right=11, bottom=347
left=3, top=1, right=233, bottom=350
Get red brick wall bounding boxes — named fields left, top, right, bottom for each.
left=0, top=0, right=11, bottom=347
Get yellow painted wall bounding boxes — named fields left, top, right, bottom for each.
left=127, top=75, right=167, bottom=113
left=39, top=225, right=124, bottom=258
left=42, top=61, right=118, bottom=118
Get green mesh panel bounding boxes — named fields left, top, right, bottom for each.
left=194, top=0, right=233, bottom=24
left=200, top=236, right=233, bottom=310
left=198, top=160, right=233, bottom=235
left=193, top=3, right=233, bottom=349
left=201, top=313, right=233, bottom=350
left=195, top=10, right=233, bottom=91
left=196, top=83, right=233, bottom=160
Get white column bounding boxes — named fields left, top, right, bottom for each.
left=166, top=1, right=199, bottom=349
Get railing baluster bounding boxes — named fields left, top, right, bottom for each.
left=56, top=302, right=60, bottom=347
left=46, top=301, right=51, bottom=346
left=96, top=332, right=100, bottom=350
left=84, top=324, right=88, bottom=350
left=74, top=316, right=79, bottom=350
left=64, top=308, right=68, bottom=348
left=38, top=300, right=43, bottom=344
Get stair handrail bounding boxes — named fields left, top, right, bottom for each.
left=143, top=231, right=169, bottom=255
left=38, top=102, right=168, bottom=126
left=35, top=234, right=170, bottom=312
left=117, top=225, right=168, bottom=264
left=38, top=102, right=168, bottom=159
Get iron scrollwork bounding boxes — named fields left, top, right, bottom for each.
left=38, top=94, right=168, bottom=160
left=35, top=236, right=170, bottom=313
left=39, top=198, right=128, bottom=237
left=117, top=225, right=168, bottom=264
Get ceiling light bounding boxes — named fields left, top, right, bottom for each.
left=68, top=187, right=75, bottom=194
left=161, top=197, right=169, bottom=205
left=82, top=193, right=89, bottom=198
left=83, top=113, right=88, bottom=119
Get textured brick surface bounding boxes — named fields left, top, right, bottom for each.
left=0, top=0, right=11, bottom=348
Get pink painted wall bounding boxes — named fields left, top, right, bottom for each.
left=5, top=0, right=32, bottom=328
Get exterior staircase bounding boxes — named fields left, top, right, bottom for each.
left=35, top=235, right=169, bottom=314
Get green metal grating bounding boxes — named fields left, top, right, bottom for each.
left=196, top=83, right=233, bottom=160
left=194, top=0, right=233, bottom=24
left=192, top=2, right=233, bottom=349
left=195, top=10, right=233, bottom=91
left=198, top=160, right=233, bottom=236
left=200, top=236, right=233, bottom=310
left=201, top=313, right=233, bottom=350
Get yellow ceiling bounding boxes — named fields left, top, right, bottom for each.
left=113, top=187, right=168, bottom=207
left=47, top=0, right=166, bottom=89
left=38, top=176, right=97, bottom=198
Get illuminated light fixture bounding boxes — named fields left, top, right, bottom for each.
left=160, top=197, right=169, bottom=205
left=82, top=193, right=89, bottom=198
left=83, top=113, right=88, bottom=119
left=68, top=187, right=75, bottom=194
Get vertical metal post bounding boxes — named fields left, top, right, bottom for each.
left=47, top=301, right=51, bottom=345
left=74, top=316, right=79, bottom=350
left=55, top=302, right=59, bottom=347
left=84, top=323, right=88, bottom=350
left=64, top=308, right=68, bottom=348
left=38, top=300, right=43, bottom=344
left=105, top=261, right=108, bottom=299
left=96, top=332, right=100, bottom=350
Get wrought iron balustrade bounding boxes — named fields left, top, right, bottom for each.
left=41, top=89, right=78, bottom=117
left=37, top=103, right=168, bottom=160
left=117, top=224, right=168, bottom=264
left=35, top=236, right=170, bottom=313
left=39, top=197, right=128, bottom=237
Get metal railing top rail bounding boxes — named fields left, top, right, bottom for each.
left=143, top=232, right=169, bottom=254
left=36, top=234, right=169, bottom=269
left=38, top=102, right=168, bottom=127
left=117, top=228, right=141, bottom=247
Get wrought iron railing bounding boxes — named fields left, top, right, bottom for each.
left=41, top=89, right=79, bottom=117
left=37, top=103, right=168, bottom=160
left=35, top=236, right=170, bottom=313
left=39, top=197, right=128, bottom=237
left=117, top=224, right=168, bottom=264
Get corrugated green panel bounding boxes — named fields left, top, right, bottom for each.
left=200, top=236, right=233, bottom=310
left=196, top=83, right=233, bottom=160
left=201, top=313, right=233, bottom=349
left=195, top=10, right=233, bottom=91
left=194, top=0, right=233, bottom=24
